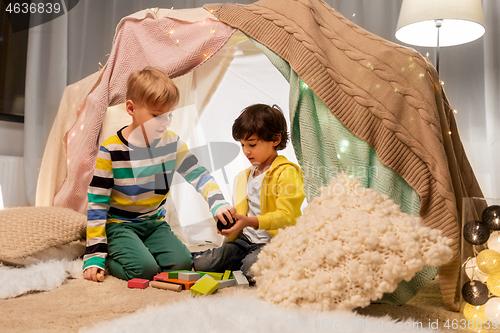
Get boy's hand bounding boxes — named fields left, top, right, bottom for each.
left=219, top=213, right=259, bottom=237
left=215, top=205, right=236, bottom=226
left=84, top=267, right=105, bottom=282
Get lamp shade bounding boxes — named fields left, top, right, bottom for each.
left=396, top=0, right=485, bottom=47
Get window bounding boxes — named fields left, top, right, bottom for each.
left=0, top=6, right=27, bottom=123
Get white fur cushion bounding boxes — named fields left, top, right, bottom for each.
left=252, top=173, right=453, bottom=311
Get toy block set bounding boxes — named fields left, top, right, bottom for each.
left=127, top=269, right=249, bottom=296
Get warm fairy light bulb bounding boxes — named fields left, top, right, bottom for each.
left=448, top=131, right=452, bottom=135
left=211, top=28, right=215, bottom=34
left=477, top=249, right=500, bottom=275
left=488, top=273, right=500, bottom=296
left=485, top=298, right=500, bottom=322
left=463, top=303, right=488, bottom=323
left=176, top=39, right=179, bottom=45
left=465, top=257, right=489, bottom=283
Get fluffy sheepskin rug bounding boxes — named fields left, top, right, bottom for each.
left=0, top=259, right=83, bottom=299
left=80, top=294, right=438, bottom=333
left=252, top=174, right=453, bottom=311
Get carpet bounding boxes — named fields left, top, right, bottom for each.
left=80, top=293, right=440, bottom=333
left=0, top=254, right=465, bottom=332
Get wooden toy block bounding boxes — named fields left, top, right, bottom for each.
left=163, top=270, right=192, bottom=279
left=127, top=278, right=149, bottom=289
left=151, top=281, right=182, bottom=292
left=161, top=278, right=197, bottom=290
left=222, top=270, right=231, bottom=280
left=155, top=279, right=184, bottom=290
left=190, top=275, right=219, bottom=296
left=197, top=271, right=224, bottom=280
left=218, top=279, right=237, bottom=289
left=153, top=273, right=170, bottom=281
left=231, top=271, right=249, bottom=288
left=178, top=272, right=201, bottom=281
left=96, top=273, right=105, bottom=282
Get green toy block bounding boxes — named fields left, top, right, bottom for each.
left=190, top=275, right=220, bottom=296
left=222, top=270, right=231, bottom=280
left=196, top=271, right=224, bottom=280
left=163, top=270, right=192, bottom=279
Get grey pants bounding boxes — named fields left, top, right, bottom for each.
left=192, top=234, right=265, bottom=281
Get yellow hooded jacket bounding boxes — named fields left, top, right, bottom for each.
left=228, top=155, right=305, bottom=242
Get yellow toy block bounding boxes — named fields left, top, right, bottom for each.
left=190, top=275, right=220, bottom=296
left=222, top=270, right=231, bottom=280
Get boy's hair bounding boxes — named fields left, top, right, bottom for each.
left=232, top=104, right=289, bottom=151
left=126, top=66, right=179, bottom=111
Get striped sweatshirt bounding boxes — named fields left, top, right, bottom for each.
left=83, top=128, right=228, bottom=271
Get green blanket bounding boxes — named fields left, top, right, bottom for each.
left=250, top=37, right=438, bottom=305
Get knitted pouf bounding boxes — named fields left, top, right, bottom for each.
left=0, top=206, right=86, bottom=261
left=252, top=174, right=453, bottom=311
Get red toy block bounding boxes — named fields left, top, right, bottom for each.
left=153, top=273, right=169, bottom=281
left=128, top=278, right=149, bottom=289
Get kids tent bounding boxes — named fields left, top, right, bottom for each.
left=36, top=0, right=482, bottom=311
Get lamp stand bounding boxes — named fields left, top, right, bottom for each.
left=435, top=19, right=442, bottom=75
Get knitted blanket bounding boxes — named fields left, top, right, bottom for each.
left=204, top=0, right=483, bottom=310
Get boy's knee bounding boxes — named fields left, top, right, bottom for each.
left=129, top=261, right=159, bottom=280
left=169, top=252, right=193, bottom=271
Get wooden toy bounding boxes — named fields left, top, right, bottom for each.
left=96, top=272, right=105, bottom=282
left=218, top=279, right=237, bottom=289
left=153, top=273, right=169, bottom=281
left=127, top=278, right=149, bottom=289
left=231, top=271, right=249, bottom=288
left=178, top=272, right=200, bottom=281
left=190, top=275, right=219, bottom=296
left=197, top=271, right=224, bottom=280
left=163, top=270, right=192, bottom=279
left=161, top=278, right=197, bottom=290
left=151, top=281, right=182, bottom=292
left=222, top=270, right=231, bottom=280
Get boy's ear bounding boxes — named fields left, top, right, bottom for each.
left=273, top=133, right=282, bottom=147
left=125, top=100, right=135, bottom=116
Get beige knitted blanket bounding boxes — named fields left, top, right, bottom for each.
left=0, top=207, right=86, bottom=260
left=204, top=0, right=483, bottom=311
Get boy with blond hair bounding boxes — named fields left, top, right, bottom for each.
left=193, top=104, right=305, bottom=282
left=83, top=67, right=234, bottom=282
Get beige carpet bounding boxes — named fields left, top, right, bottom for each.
left=0, top=271, right=465, bottom=333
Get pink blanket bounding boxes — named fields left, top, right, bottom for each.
left=54, top=16, right=235, bottom=213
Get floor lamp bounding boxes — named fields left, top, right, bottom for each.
left=395, top=0, right=485, bottom=75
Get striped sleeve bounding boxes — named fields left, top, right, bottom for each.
left=83, top=145, right=113, bottom=271
left=174, top=137, right=229, bottom=217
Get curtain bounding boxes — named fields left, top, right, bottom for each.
left=26, top=0, right=500, bottom=205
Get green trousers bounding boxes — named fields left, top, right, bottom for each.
left=106, top=220, right=192, bottom=281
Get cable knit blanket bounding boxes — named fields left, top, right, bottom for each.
left=252, top=174, right=453, bottom=310
left=204, top=0, right=483, bottom=310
